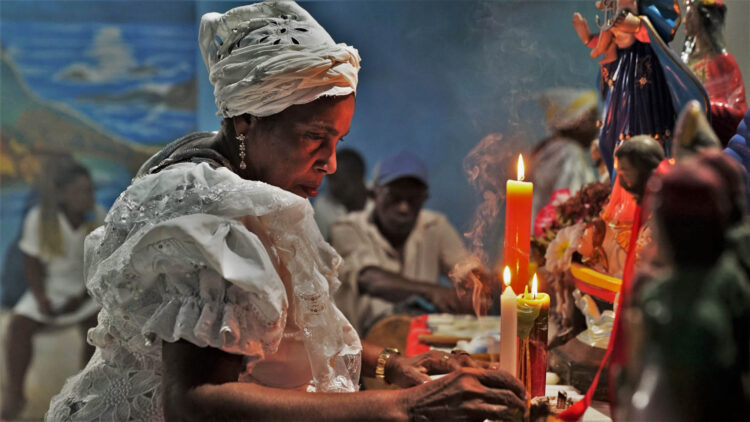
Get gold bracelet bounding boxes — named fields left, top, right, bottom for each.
left=374, top=347, right=399, bottom=382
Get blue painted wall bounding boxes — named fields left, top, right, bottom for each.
left=197, top=0, right=604, bottom=263
left=2, top=0, right=747, bottom=272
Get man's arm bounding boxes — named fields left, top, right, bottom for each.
left=358, top=266, right=463, bottom=313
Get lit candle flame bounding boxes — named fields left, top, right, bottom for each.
left=517, top=154, right=525, bottom=181
left=531, top=273, right=538, bottom=299
left=503, top=266, right=511, bottom=287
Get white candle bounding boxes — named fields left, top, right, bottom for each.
left=500, top=266, right=517, bottom=376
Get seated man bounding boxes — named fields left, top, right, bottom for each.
left=331, top=151, right=473, bottom=333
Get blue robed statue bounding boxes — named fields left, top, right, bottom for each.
left=572, top=0, right=710, bottom=178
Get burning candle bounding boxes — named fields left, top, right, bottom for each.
left=499, top=266, right=517, bottom=376
left=516, top=273, right=550, bottom=397
left=503, top=154, right=533, bottom=294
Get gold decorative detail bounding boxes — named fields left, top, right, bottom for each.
left=375, top=347, right=399, bottom=382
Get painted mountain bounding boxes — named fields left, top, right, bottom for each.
left=0, top=16, right=198, bottom=283
left=1, top=50, right=159, bottom=183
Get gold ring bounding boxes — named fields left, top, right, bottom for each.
left=442, top=354, right=450, bottom=360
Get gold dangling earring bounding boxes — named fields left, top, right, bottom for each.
left=236, top=133, right=247, bottom=169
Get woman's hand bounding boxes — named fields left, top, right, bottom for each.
left=402, top=367, right=527, bottom=422
left=385, top=350, right=486, bottom=388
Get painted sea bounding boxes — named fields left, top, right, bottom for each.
left=0, top=15, right=198, bottom=297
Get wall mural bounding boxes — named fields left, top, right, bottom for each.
left=0, top=8, right=197, bottom=302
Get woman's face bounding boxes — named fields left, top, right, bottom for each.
left=245, top=95, right=355, bottom=198
left=59, top=174, right=94, bottom=215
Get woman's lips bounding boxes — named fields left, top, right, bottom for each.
left=298, top=185, right=319, bottom=198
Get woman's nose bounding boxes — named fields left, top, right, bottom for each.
left=320, top=141, right=337, bottom=174
left=325, top=150, right=337, bottom=174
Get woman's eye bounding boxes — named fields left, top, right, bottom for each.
left=305, top=132, right=325, bottom=141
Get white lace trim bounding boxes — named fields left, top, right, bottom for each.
left=47, top=162, right=361, bottom=421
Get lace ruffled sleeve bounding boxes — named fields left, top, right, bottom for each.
left=85, top=163, right=291, bottom=361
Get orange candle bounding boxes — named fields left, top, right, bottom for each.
left=503, top=154, right=533, bottom=294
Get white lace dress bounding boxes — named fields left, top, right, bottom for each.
left=46, top=162, right=362, bottom=421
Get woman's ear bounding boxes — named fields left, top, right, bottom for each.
left=232, top=115, right=249, bottom=138
left=232, top=114, right=256, bottom=138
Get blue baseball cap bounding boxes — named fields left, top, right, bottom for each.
left=374, top=151, right=429, bottom=187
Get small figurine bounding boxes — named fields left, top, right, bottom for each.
left=681, top=0, right=748, bottom=146
left=672, top=99, right=721, bottom=160
left=578, top=135, right=665, bottom=279
left=573, top=290, right=615, bottom=349
left=614, top=135, right=666, bottom=204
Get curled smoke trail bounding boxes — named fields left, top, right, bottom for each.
left=449, top=1, right=598, bottom=316
left=461, top=133, right=507, bottom=266
left=460, top=132, right=528, bottom=266
left=451, top=133, right=526, bottom=316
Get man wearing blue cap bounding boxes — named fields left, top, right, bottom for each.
left=331, top=151, right=472, bottom=333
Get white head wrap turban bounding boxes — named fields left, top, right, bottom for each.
left=199, top=0, right=361, bottom=118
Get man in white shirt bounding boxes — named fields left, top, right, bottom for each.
left=331, top=151, right=474, bottom=333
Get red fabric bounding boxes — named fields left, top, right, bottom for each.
left=405, top=315, right=431, bottom=357
left=634, top=24, right=650, bottom=44
left=607, top=205, right=642, bottom=401
left=558, top=205, right=642, bottom=421
left=690, top=52, right=748, bottom=146
left=600, top=175, right=637, bottom=225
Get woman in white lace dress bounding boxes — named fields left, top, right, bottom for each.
left=46, top=2, right=525, bottom=421
left=2, top=159, right=105, bottom=420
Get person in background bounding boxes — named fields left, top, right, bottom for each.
left=530, top=88, right=598, bottom=220
left=1, top=158, right=105, bottom=420
left=0, top=192, right=39, bottom=309
left=313, top=147, right=369, bottom=240
left=45, top=3, right=525, bottom=421
left=331, top=151, right=476, bottom=333
left=681, top=0, right=747, bottom=146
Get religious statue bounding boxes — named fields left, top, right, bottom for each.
left=681, top=0, right=747, bottom=146
left=578, top=135, right=665, bottom=280
left=619, top=161, right=750, bottom=421
left=572, top=0, right=710, bottom=177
